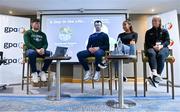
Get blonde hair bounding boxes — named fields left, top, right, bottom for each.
left=152, top=16, right=162, bottom=28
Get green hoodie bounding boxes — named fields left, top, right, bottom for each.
left=24, top=29, right=48, bottom=50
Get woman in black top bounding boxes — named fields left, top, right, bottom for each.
left=145, top=16, right=170, bottom=88
left=98, top=20, right=138, bottom=81
left=99, top=20, right=138, bottom=81
left=117, top=20, right=138, bottom=55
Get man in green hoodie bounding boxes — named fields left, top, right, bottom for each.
left=24, top=19, right=52, bottom=83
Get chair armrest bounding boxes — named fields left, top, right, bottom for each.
left=169, top=49, right=173, bottom=56
left=141, top=50, right=147, bottom=62
left=105, top=51, right=112, bottom=56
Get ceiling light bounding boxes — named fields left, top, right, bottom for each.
left=8, top=10, right=13, bottom=14
left=151, top=9, right=155, bottom=12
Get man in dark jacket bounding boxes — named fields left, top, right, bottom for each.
left=145, top=16, right=170, bottom=88
left=77, top=20, right=109, bottom=81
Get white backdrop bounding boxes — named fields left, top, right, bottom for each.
left=148, top=10, right=180, bottom=85
left=0, top=15, right=30, bottom=84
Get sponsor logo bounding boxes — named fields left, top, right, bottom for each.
left=4, top=27, right=26, bottom=33
left=162, top=22, right=173, bottom=30
left=3, top=58, right=22, bottom=65
left=4, top=42, right=24, bottom=49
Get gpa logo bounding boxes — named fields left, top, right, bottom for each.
left=4, top=27, right=26, bottom=33
left=3, top=58, right=22, bottom=65
left=4, top=42, right=24, bottom=49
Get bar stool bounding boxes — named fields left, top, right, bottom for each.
left=141, top=49, right=175, bottom=99
left=21, top=45, right=51, bottom=94
left=81, top=55, right=111, bottom=95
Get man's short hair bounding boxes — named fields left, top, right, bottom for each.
left=31, top=19, right=40, bottom=23
left=94, top=20, right=102, bottom=26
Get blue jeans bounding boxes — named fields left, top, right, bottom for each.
left=122, top=44, right=136, bottom=55
left=26, top=49, right=52, bottom=73
left=146, top=48, right=169, bottom=74
left=77, top=49, right=105, bottom=71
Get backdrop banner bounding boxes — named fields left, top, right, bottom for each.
left=148, top=10, right=180, bottom=85
left=0, top=15, right=30, bottom=84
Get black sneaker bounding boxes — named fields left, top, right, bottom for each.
left=98, top=62, right=108, bottom=69
left=148, top=77, right=159, bottom=88
left=123, top=76, right=128, bottom=82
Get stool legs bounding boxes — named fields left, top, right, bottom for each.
left=171, top=63, right=175, bottom=99
left=81, top=67, right=84, bottom=93
left=134, top=62, right=138, bottom=97
left=91, top=62, right=95, bottom=89
left=101, top=69, right=104, bottom=95
left=143, top=62, right=147, bottom=97
left=22, top=63, right=25, bottom=90
left=143, top=61, right=175, bottom=99
left=109, top=62, right=113, bottom=95
left=27, top=62, right=30, bottom=94
left=81, top=62, right=106, bottom=95
left=166, top=62, right=169, bottom=93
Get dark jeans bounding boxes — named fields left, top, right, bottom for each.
left=77, top=49, right=105, bottom=71
left=26, top=49, right=52, bottom=73
left=146, top=48, right=169, bottom=75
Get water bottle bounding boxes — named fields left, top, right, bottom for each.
left=117, top=38, right=123, bottom=55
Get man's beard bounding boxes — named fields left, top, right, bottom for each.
left=33, top=27, right=39, bottom=31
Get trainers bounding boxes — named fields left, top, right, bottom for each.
left=93, top=71, right=101, bottom=81
left=153, top=74, right=163, bottom=82
left=39, top=71, right=47, bottom=82
left=84, top=71, right=91, bottom=81
left=98, top=63, right=108, bottom=69
left=31, top=72, right=39, bottom=83
left=148, top=77, right=159, bottom=88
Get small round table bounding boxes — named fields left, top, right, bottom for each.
left=107, top=55, right=136, bottom=109
left=45, top=56, right=71, bottom=101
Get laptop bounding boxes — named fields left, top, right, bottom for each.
left=51, top=46, right=68, bottom=57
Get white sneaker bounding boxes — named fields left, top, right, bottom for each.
left=39, top=71, right=47, bottom=82
left=84, top=71, right=91, bottom=81
left=93, top=71, right=101, bottom=81
left=31, top=72, right=39, bottom=83
left=152, top=73, right=163, bottom=82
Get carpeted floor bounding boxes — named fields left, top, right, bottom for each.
left=0, top=82, right=180, bottom=112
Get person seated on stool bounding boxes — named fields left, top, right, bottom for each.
left=145, top=16, right=170, bottom=88
left=77, top=20, right=109, bottom=81
left=117, top=20, right=138, bottom=56
left=24, top=19, right=52, bottom=83
left=116, top=20, right=138, bottom=81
